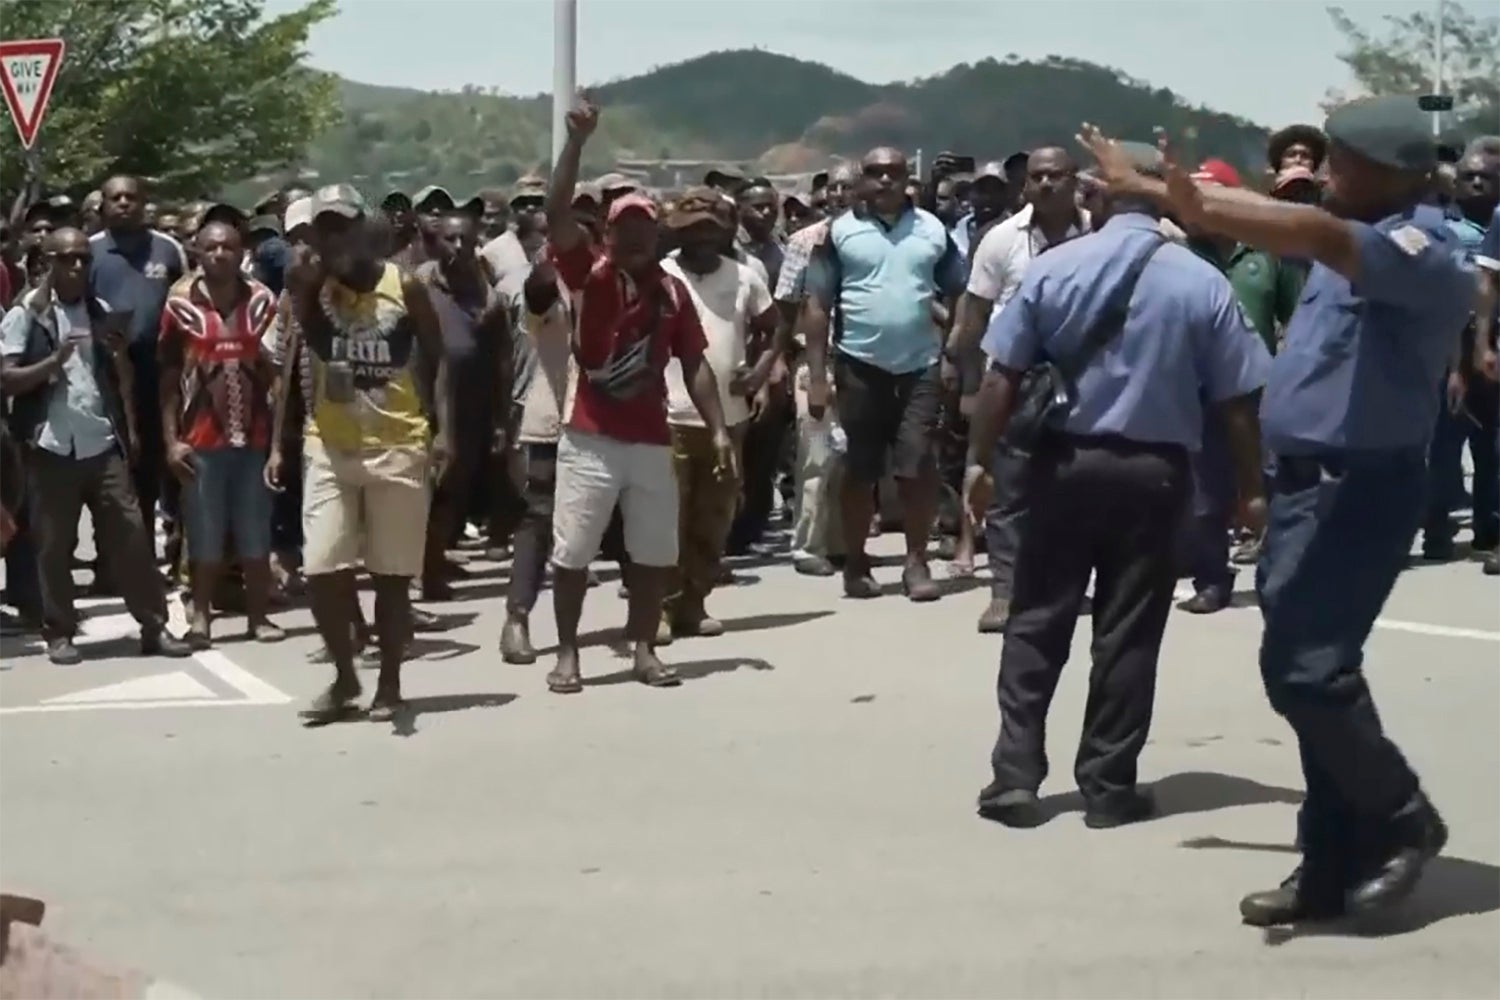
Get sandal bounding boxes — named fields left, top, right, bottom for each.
left=299, top=680, right=362, bottom=727
left=633, top=659, right=681, bottom=688
left=367, top=687, right=406, bottom=723
left=546, top=665, right=583, bottom=694
left=251, top=620, right=287, bottom=643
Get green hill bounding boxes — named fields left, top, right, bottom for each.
left=282, top=49, right=1269, bottom=198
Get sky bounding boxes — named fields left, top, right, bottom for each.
left=264, top=0, right=1432, bottom=128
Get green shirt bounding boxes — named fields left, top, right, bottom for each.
left=1226, top=245, right=1302, bottom=354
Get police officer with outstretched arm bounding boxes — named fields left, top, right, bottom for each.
left=964, top=143, right=1270, bottom=831
left=1079, top=95, right=1473, bottom=926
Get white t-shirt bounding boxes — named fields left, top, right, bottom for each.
left=966, top=203, right=1092, bottom=315
left=661, top=254, right=772, bottom=429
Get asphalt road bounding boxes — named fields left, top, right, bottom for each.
left=2, top=532, right=1497, bottom=998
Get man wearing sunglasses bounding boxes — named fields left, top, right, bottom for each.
left=0, top=228, right=191, bottom=664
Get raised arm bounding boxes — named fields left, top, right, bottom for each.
left=545, top=94, right=599, bottom=255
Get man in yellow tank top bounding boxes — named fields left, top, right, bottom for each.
left=272, top=184, right=452, bottom=723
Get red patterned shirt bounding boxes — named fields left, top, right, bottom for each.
left=159, top=274, right=276, bottom=451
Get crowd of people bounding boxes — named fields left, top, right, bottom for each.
left=0, top=90, right=1496, bottom=927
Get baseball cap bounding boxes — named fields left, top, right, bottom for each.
left=595, top=172, right=642, bottom=195
left=510, top=175, right=547, bottom=205
left=412, top=185, right=456, bottom=212
left=667, top=186, right=728, bottom=230
left=248, top=214, right=283, bottom=238
left=1271, top=165, right=1319, bottom=193
left=572, top=182, right=603, bottom=207
left=606, top=191, right=658, bottom=225
left=310, top=184, right=367, bottom=221
left=1190, top=158, right=1242, bottom=187
left=703, top=165, right=745, bottom=188
left=974, top=160, right=1009, bottom=184
left=284, top=197, right=313, bottom=233
left=380, top=190, right=411, bottom=211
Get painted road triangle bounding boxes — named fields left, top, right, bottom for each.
left=0, top=38, right=65, bottom=149
left=44, top=671, right=216, bottom=705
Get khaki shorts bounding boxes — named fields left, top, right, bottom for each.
left=302, top=437, right=430, bottom=578
left=552, top=428, right=677, bottom=569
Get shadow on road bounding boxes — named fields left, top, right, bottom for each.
left=536, top=611, right=831, bottom=656
left=387, top=692, right=519, bottom=737
left=1038, top=771, right=1303, bottom=822
left=407, top=636, right=481, bottom=661
left=583, top=657, right=775, bottom=687
left=1178, top=836, right=1500, bottom=939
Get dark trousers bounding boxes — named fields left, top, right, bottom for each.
left=130, top=373, right=177, bottom=558
left=507, top=443, right=556, bottom=616
left=728, top=401, right=791, bottom=553
left=1423, top=379, right=1499, bottom=552
left=3, top=504, right=42, bottom=618
left=270, top=438, right=304, bottom=555
left=1257, top=450, right=1426, bottom=880
left=26, top=447, right=169, bottom=640
left=1184, top=407, right=1236, bottom=593
left=983, top=441, right=1032, bottom=600
left=990, top=434, right=1188, bottom=806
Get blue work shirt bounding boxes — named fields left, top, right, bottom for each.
left=87, top=228, right=187, bottom=367
left=807, top=206, right=965, bottom=375
left=1261, top=204, right=1476, bottom=456
left=983, top=212, right=1271, bottom=451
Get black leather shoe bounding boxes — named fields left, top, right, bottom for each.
left=1240, top=863, right=1347, bottom=927
left=794, top=554, right=836, bottom=577
left=1177, top=586, right=1230, bottom=614
left=46, top=637, right=82, bottom=666
left=141, top=630, right=192, bottom=658
left=1083, top=789, right=1156, bottom=829
left=976, top=784, right=1045, bottom=828
left=1347, top=802, right=1449, bottom=916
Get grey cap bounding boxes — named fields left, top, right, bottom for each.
left=974, top=160, right=1008, bottom=183
left=310, top=183, right=367, bottom=221
left=248, top=214, right=283, bottom=237
left=1324, top=95, right=1435, bottom=173
left=594, top=172, right=641, bottom=194
left=412, top=185, right=455, bottom=212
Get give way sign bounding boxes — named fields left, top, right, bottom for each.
left=0, top=38, right=65, bottom=150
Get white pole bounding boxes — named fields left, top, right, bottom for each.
left=1432, top=0, right=1444, bottom=138
left=552, top=0, right=578, bottom=169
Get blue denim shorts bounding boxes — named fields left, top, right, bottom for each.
left=184, top=447, right=273, bottom=562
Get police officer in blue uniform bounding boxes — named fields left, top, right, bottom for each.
left=964, top=143, right=1271, bottom=830
left=1079, top=96, right=1473, bottom=925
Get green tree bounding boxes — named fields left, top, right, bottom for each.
left=0, top=0, right=338, bottom=207
left=1326, top=2, right=1499, bottom=139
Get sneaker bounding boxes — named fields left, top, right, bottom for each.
left=46, top=637, right=82, bottom=665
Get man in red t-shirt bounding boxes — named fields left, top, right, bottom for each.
left=545, top=95, right=735, bottom=694
left=159, top=220, right=283, bottom=647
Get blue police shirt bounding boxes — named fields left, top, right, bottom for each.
left=1478, top=204, right=1500, bottom=273
left=1260, top=204, right=1476, bottom=456
left=87, top=228, right=187, bottom=364
left=806, top=206, right=965, bottom=375
left=982, top=212, right=1271, bottom=451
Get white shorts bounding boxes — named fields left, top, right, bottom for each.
left=302, top=438, right=430, bottom=578
left=551, top=428, right=678, bottom=569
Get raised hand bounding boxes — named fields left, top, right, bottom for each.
left=565, top=91, right=600, bottom=140
left=1154, top=127, right=1205, bottom=226
left=1074, top=122, right=1139, bottom=192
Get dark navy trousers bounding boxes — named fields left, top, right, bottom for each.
left=1256, top=448, right=1426, bottom=880
left=1185, top=407, right=1236, bottom=593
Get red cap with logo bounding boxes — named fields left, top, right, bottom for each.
left=1190, top=159, right=1242, bottom=188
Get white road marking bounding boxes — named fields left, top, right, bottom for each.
left=191, top=649, right=292, bottom=705
left=1, top=599, right=293, bottom=715
left=44, top=670, right=215, bottom=704
left=1166, top=584, right=1500, bottom=643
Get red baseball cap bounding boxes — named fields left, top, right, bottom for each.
left=1190, top=158, right=1241, bottom=187
left=606, top=192, right=658, bottom=225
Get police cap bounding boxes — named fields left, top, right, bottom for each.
left=1323, top=95, right=1435, bottom=173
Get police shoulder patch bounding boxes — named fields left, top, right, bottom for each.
left=1386, top=225, right=1431, bottom=257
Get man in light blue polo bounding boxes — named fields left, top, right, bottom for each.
left=803, top=147, right=965, bottom=602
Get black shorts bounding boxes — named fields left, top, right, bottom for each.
left=834, top=352, right=942, bottom=483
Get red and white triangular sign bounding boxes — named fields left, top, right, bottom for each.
left=0, top=38, right=65, bottom=150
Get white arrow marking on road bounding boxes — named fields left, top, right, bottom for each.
left=44, top=670, right=215, bottom=704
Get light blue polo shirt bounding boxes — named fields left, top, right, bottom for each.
left=806, top=206, right=964, bottom=375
